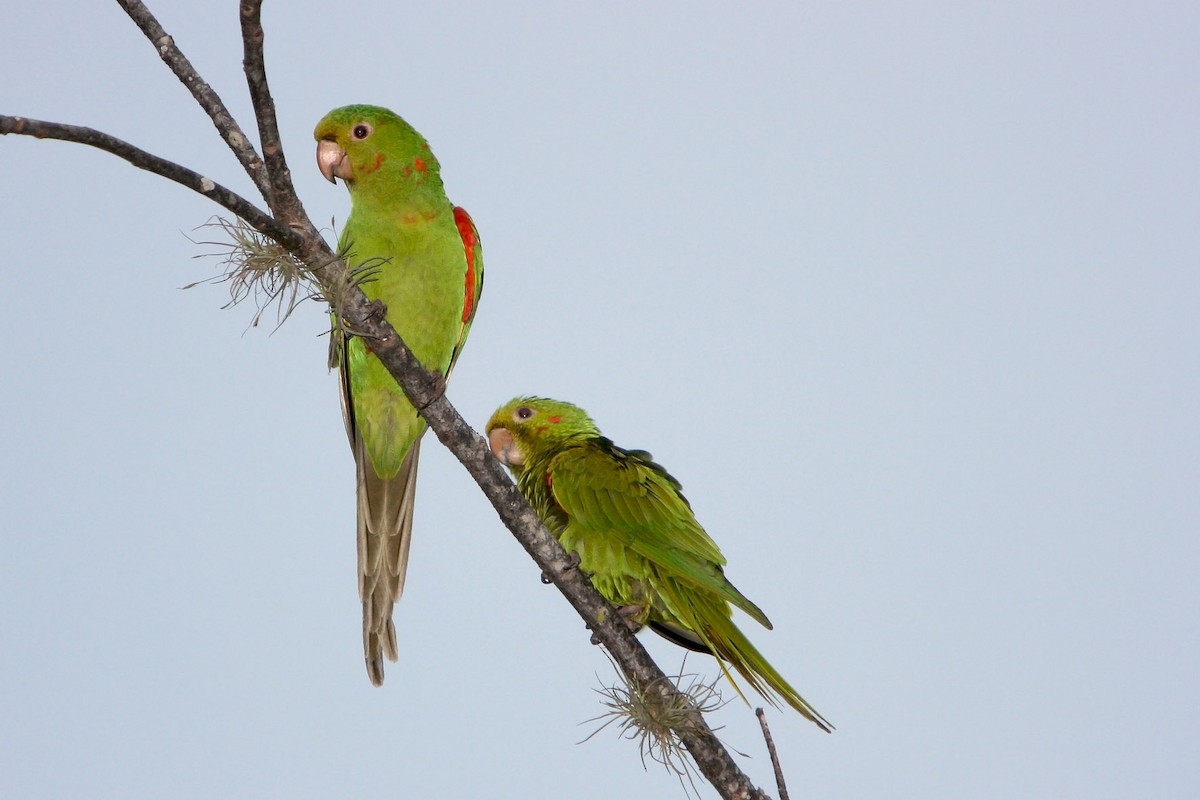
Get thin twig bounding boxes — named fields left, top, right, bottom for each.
left=756, top=709, right=790, bottom=800
left=0, top=115, right=294, bottom=247
left=239, top=0, right=306, bottom=223
left=115, top=0, right=273, bottom=201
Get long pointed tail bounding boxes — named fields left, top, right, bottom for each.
left=357, top=440, right=421, bottom=686
left=657, top=576, right=833, bottom=732
left=705, top=614, right=833, bottom=732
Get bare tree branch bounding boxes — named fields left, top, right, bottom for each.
left=1, top=121, right=774, bottom=800
left=4, top=4, right=792, bottom=798
left=407, top=382, right=774, bottom=800
left=239, top=0, right=307, bottom=224
left=116, top=0, right=273, bottom=201
left=757, top=708, right=791, bottom=800
left=0, top=115, right=293, bottom=247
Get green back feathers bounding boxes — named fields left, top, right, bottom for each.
left=487, top=395, right=832, bottom=731
left=485, top=397, right=772, bottom=627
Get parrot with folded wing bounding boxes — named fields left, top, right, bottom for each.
left=315, top=105, right=482, bottom=685
left=485, top=397, right=830, bottom=731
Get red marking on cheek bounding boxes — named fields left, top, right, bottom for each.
left=453, top=207, right=479, bottom=324
left=413, top=156, right=427, bottom=172
left=547, top=415, right=562, bottom=424
left=546, top=472, right=554, bottom=489
left=362, top=152, right=386, bottom=174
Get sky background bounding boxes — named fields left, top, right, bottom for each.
left=2, top=2, right=1198, bottom=798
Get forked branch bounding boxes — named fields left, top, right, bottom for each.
left=2, top=3, right=784, bottom=798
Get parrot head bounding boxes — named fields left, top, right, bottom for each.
left=486, top=397, right=600, bottom=470
left=314, top=104, right=441, bottom=194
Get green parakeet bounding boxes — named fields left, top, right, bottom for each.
left=485, top=397, right=831, bottom=732
left=315, top=105, right=483, bottom=686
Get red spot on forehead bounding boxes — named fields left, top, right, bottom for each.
left=547, top=415, right=562, bottom=424
left=412, top=156, right=427, bottom=172
left=453, top=207, right=479, bottom=324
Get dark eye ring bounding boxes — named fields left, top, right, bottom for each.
left=351, top=123, right=372, bottom=140
left=515, top=406, right=534, bottom=420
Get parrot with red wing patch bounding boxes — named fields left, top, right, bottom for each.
left=315, top=105, right=483, bottom=685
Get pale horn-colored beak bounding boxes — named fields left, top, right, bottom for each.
left=316, top=139, right=353, bottom=183
left=488, top=427, right=524, bottom=468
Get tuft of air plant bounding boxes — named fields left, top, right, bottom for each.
left=580, top=653, right=735, bottom=798
left=323, top=255, right=389, bottom=340
left=321, top=240, right=388, bottom=370
left=186, top=216, right=388, bottom=343
left=184, top=216, right=319, bottom=331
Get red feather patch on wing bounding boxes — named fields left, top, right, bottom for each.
left=453, top=206, right=479, bottom=324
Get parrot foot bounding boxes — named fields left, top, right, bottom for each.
left=616, top=603, right=647, bottom=623
left=416, top=373, right=447, bottom=411
left=589, top=604, right=647, bottom=644
left=355, top=300, right=389, bottom=354
left=364, top=298, right=389, bottom=322
left=540, top=551, right=581, bottom=584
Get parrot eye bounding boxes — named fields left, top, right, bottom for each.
left=515, top=406, right=535, bottom=421
left=351, top=123, right=373, bottom=140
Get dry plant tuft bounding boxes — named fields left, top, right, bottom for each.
left=581, top=654, right=738, bottom=798
left=185, top=216, right=316, bottom=330
left=184, top=216, right=387, bottom=346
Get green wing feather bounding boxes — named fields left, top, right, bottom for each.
left=547, top=441, right=770, bottom=626
left=546, top=439, right=832, bottom=732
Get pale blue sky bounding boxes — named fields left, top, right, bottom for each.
left=2, top=2, right=1197, bottom=797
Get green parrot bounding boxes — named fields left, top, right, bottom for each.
left=485, top=397, right=831, bottom=732
left=315, top=105, right=483, bottom=686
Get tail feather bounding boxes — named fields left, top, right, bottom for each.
left=707, top=615, right=833, bottom=732
left=357, top=438, right=421, bottom=686
left=656, top=575, right=833, bottom=732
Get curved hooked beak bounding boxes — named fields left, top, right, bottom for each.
left=317, top=139, right=353, bottom=183
left=488, top=427, right=524, bottom=468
